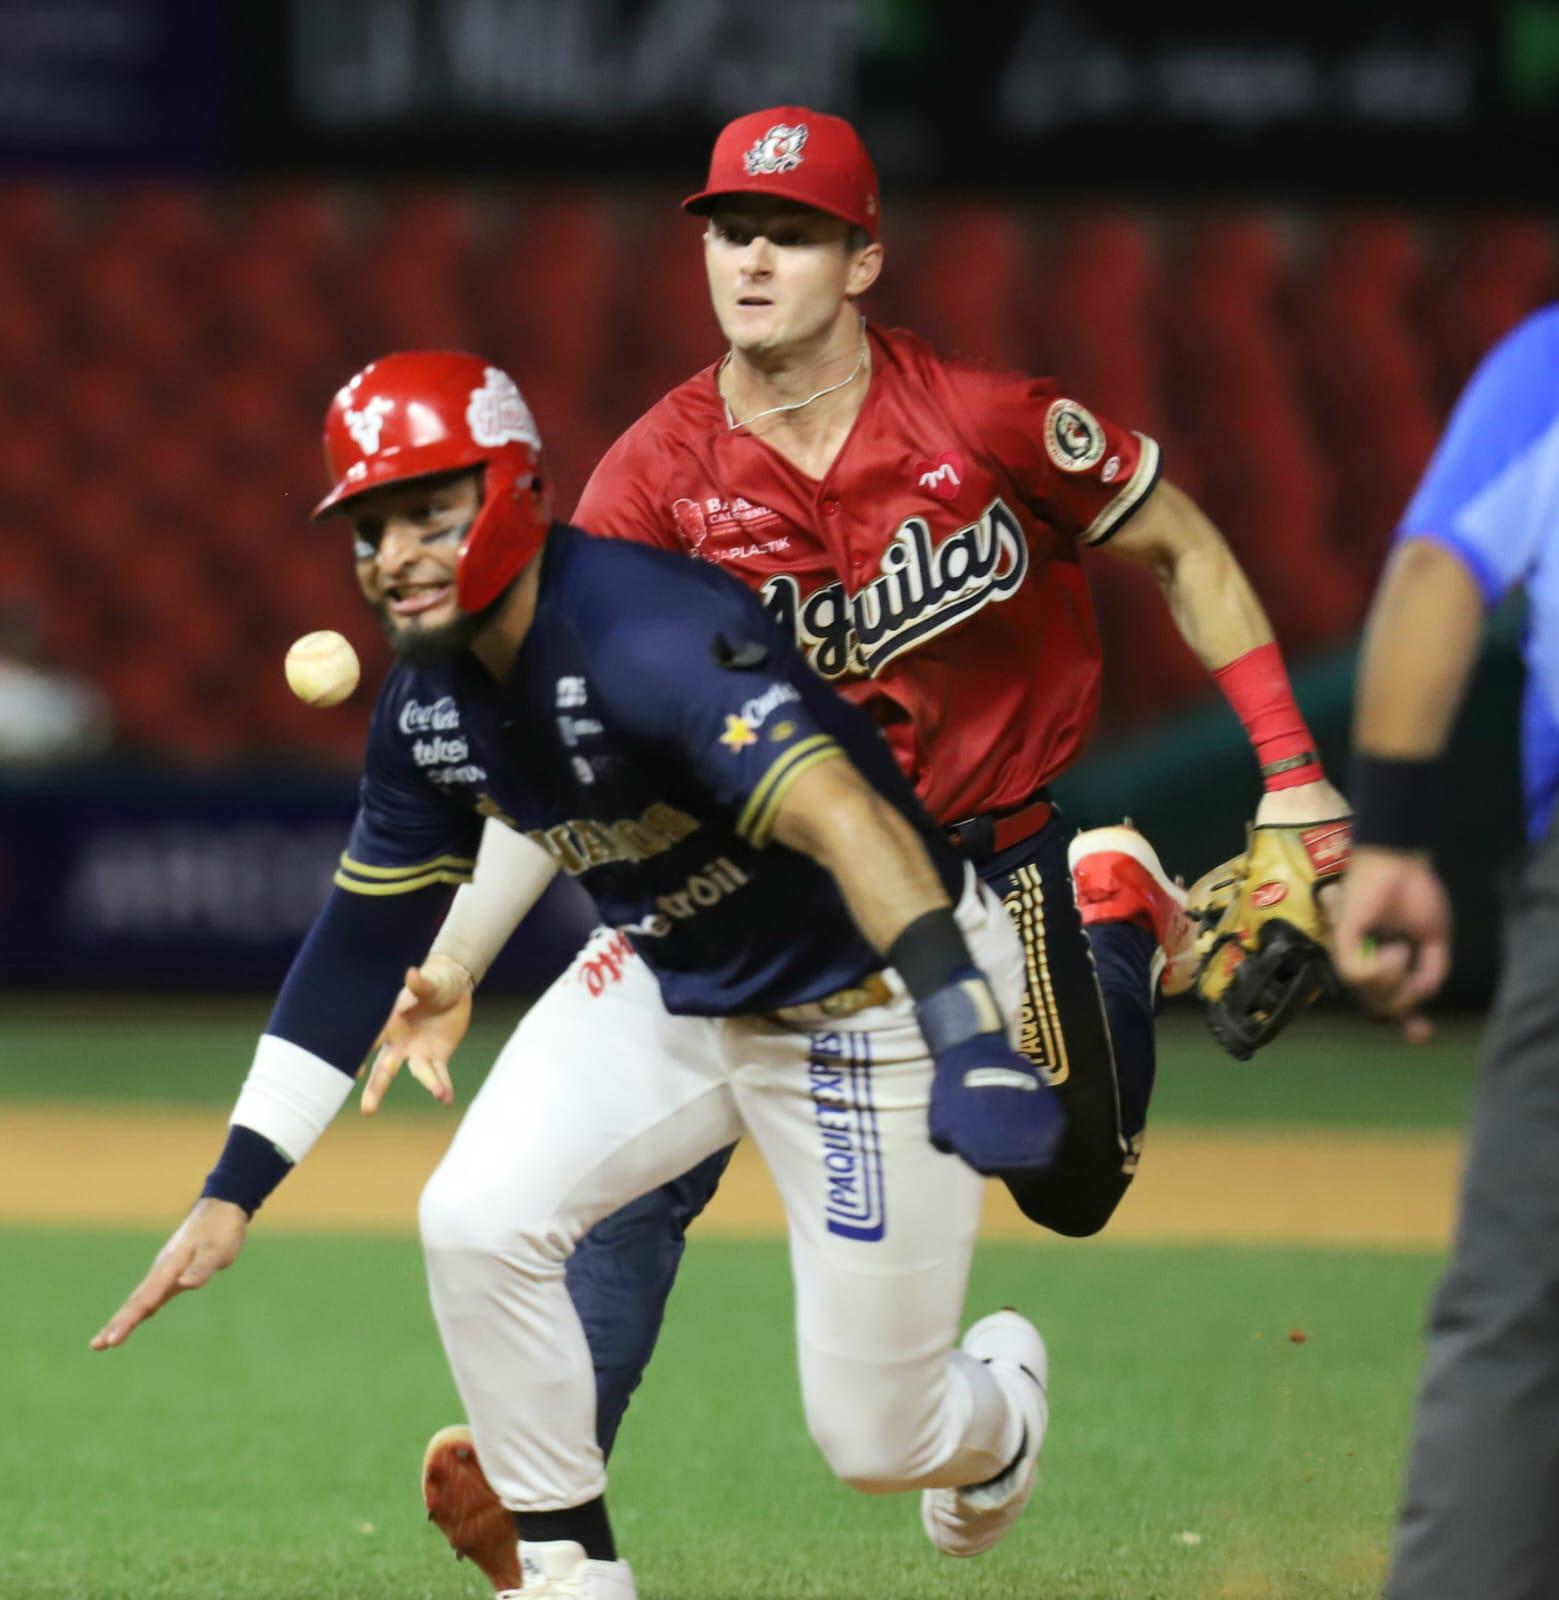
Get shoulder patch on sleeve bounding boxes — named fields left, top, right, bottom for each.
left=1044, top=398, right=1107, bottom=473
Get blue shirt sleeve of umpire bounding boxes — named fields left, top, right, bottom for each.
left=1396, top=305, right=1559, bottom=605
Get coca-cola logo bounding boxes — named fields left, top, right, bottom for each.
left=398, top=696, right=461, bottom=735
left=761, top=497, right=1029, bottom=680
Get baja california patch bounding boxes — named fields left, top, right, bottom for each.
left=1043, top=398, right=1106, bottom=473
left=743, top=122, right=808, bottom=176
left=467, top=367, right=542, bottom=451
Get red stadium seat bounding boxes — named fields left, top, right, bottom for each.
left=1428, top=219, right=1558, bottom=402
left=353, top=191, right=485, bottom=353
left=617, top=208, right=723, bottom=415
left=1292, top=218, right=1441, bottom=581
left=906, top=205, right=1032, bottom=365
left=1032, top=214, right=1161, bottom=418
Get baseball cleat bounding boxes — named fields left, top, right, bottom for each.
left=499, top=1540, right=637, bottom=1599
left=1069, top=823, right=1197, bottom=995
left=422, top=1424, right=523, bottom=1593
left=922, top=1309, right=1049, bottom=1558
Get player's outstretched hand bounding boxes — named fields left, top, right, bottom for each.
left=90, top=1197, right=248, bottom=1351
left=361, top=954, right=474, bottom=1116
left=919, top=973, right=1065, bottom=1176
left=1333, top=846, right=1451, bottom=1044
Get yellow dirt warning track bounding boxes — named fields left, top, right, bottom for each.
left=0, top=1103, right=1461, bottom=1249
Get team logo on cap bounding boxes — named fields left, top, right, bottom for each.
left=1043, top=398, right=1106, bottom=473
left=344, top=395, right=394, bottom=455
left=466, top=367, right=542, bottom=451
left=743, top=122, right=808, bottom=176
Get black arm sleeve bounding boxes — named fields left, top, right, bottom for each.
left=266, top=882, right=451, bottom=1075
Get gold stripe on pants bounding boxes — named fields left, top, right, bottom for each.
left=1001, top=863, right=1071, bottom=1089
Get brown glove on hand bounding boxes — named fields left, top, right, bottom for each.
left=1187, top=818, right=1353, bottom=1059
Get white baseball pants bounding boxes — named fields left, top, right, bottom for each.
left=419, top=870, right=1029, bottom=1511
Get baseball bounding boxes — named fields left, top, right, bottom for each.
left=285, top=630, right=360, bottom=708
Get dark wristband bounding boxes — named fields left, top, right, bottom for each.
left=1347, top=753, right=1438, bottom=851
left=200, top=1124, right=294, bottom=1218
left=887, top=907, right=976, bottom=1002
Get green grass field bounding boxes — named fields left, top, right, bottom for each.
left=0, top=1000, right=1480, bottom=1599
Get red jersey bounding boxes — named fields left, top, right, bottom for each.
left=574, top=324, right=1160, bottom=823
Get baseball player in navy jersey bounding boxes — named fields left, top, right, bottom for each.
left=92, top=352, right=1065, bottom=1599
left=397, top=106, right=1356, bottom=1584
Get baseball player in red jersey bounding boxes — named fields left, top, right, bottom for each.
left=411, top=108, right=1352, bottom=1583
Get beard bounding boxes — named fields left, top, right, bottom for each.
left=369, top=580, right=514, bottom=667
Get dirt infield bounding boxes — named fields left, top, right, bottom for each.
left=0, top=1102, right=1461, bottom=1248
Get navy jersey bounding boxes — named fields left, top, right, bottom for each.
left=337, top=526, right=965, bottom=1015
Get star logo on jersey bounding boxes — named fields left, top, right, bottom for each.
left=719, top=714, right=758, bottom=752
left=914, top=450, right=965, bottom=501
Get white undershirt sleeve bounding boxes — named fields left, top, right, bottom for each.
left=230, top=1033, right=357, bottom=1164
left=429, top=816, right=560, bottom=984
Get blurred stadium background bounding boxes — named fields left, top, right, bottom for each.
left=2, top=4, right=1556, bottom=1597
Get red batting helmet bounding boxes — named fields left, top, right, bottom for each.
left=313, top=351, right=551, bottom=613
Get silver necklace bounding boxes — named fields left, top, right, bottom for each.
left=720, top=319, right=868, bottom=432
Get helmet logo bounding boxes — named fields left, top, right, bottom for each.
left=467, top=367, right=542, bottom=451
left=344, top=395, right=394, bottom=455
left=743, top=122, right=808, bottom=176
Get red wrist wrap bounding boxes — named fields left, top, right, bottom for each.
left=1213, top=642, right=1323, bottom=791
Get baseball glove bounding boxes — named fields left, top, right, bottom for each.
left=1186, top=817, right=1353, bottom=1060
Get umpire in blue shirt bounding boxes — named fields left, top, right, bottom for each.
left=1336, top=305, right=1559, bottom=1598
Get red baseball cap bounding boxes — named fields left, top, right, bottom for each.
left=683, top=106, right=880, bottom=240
